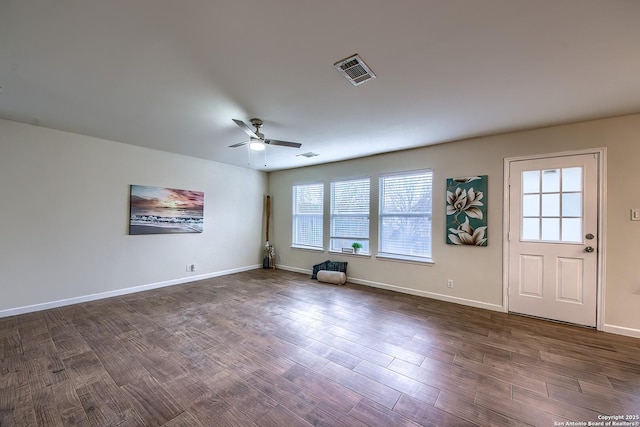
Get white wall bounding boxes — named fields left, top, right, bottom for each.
left=269, top=114, right=640, bottom=337
left=0, top=119, right=268, bottom=315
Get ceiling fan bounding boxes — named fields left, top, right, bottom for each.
left=229, top=118, right=302, bottom=151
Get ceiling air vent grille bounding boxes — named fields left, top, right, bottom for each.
left=297, top=152, right=319, bottom=158
left=334, top=54, right=376, bottom=86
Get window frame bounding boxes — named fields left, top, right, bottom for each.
left=291, top=182, right=324, bottom=250
left=378, top=169, right=433, bottom=263
left=329, top=177, right=371, bottom=254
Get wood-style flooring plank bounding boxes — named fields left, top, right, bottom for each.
left=255, top=404, right=313, bottom=427
left=241, top=367, right=319, bottom=418
left=348, top=398, right=423, bottom=427
left=318, top=360, right=402, bottom=409
left=31, top=381, right=90, bottom=426
left=282, top=363, right=362, bottom=416
left=434, top=391, right=524, bottom=426
left=0, top=384, right=38, bottom=427
left=511, top=385, right=602, bottom=422
left=353, top=359, right=440, bottom=405
left=0, top=269, right=637, bottom=426
left=392, top=393, right=471, bottom=426
left=76, top=378, right=146, bottom=427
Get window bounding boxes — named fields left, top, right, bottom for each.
left=292, top=183, right=324, bottom=249
left=379, top=170, right=433, bottom=261
left=330, top=178, right=370, bottom=253
left=521, top=167, right=583, bottom=242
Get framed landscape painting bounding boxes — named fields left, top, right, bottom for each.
left=446, top=175, right=487, bottom=246
left=129, top=185, right=204, bottom=235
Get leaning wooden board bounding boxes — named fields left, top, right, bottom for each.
left=263, top=195, right=275, bottom=268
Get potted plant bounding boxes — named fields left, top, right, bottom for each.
left=351, top=242, right=363, bottom=254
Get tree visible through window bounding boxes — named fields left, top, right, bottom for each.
left=379, top=170, right=433, bottom=260
left=330, top=178, right=370, bottom=253
left=292, top=183, right=324, bottom=249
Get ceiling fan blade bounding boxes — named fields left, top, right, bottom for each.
left=233, top=119, right=260, bottom=139
left=265, top=139, right=302, bottom=148
left=228, top=140, right=249, bottom=148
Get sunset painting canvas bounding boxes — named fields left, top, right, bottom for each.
left=129, top=185, right=204, bottom=235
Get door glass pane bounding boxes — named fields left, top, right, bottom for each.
left=522, top=218, right=540, bottom=240
left=562, top=193, right=582, bottom=217
left=542, top=169, right=560, bottom=193
left=541, top=194, right=560, bottom=217
left=522, top=170, right=540, bottom=193
left=519, top=164, right=588, bottom=244
left=541, top=218, right=560, bottom=240
left=522, top=194, right=540, bottom=217
left=562, top=218, right=582, bottom=242
left=562, top=167, right=582, bottom=192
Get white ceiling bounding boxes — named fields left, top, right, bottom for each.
left=2, top=1, right=640, bottom=171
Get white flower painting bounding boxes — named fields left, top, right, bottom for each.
left=446, top=175, right=487, bottom=246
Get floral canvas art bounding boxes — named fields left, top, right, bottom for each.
left=446, top=175, right=488, bottom=246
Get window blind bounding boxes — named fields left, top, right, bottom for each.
left=330, top=178, right=370, bottom=252
left=292, top=183, right=324, bottom=248
left=379, top=170, right=433, bottom=260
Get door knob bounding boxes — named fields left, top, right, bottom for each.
left=585, top=246, right=594, bottom=253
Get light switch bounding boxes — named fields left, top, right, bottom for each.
left=632, top=209, right=640, bottom=221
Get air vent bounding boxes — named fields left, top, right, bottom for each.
left=297, top=152, right=319, bottom=158
left=334, top=54, right=376, bottom=86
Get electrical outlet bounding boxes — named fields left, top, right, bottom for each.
left=447, top=279, right=454, bottom=289
left=186, top=264, right=197, bottom=272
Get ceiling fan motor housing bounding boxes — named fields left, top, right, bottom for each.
left=250, top=118, right=265, bottom=139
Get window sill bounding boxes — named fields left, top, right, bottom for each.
left=291, top=245, right=325, bottom=252
left=328, top=250, right=372, bottom=259
left=375, top=253, right=434, bottom=265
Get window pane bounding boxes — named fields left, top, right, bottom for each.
left=522, top=194, right=540, bottom=217
left=522, top=218, right=540, bottom=240
left=522, top=170, right=540, bottom=193
left=562, top=218, right=582, bottom=242
left=541, top=193, right=560, bottom=217
left=562, top=193, right=582, bottom=217
left=292, top=183, right=324, bottom=248
left=380, top=216, right=431, bottom=256
left=542, top=169, right=560, bottom=193
left=331, top=216, right=369, bottom=238
left=379, top=170, right=432, bottom=258
left=562, top=167, right=582, bottom=192
left=331, top=178, right=370, bottom=252
left=541, top=218, right=560, bottom=240
left=293, top=215, right=323, bottom=247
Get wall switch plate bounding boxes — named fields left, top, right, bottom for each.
left=632, top=209, right=640, bottom=221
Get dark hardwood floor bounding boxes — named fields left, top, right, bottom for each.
left=1, top=269, right=639, bottom=426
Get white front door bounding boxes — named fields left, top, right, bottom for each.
left=507, top=153, right=599, bottom=327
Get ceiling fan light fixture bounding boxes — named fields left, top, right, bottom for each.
left=249, top=140, right=266, bottom=151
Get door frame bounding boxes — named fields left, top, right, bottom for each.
left=502, top=148, right=607, bottom=330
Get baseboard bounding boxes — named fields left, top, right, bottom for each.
left=277, top=265, right=504, bottom=313
left=0, top=264, right=261, bottom=318
left=277, top=265, right=312, bottom=275
left=602, top=324, right=640, bottom=339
